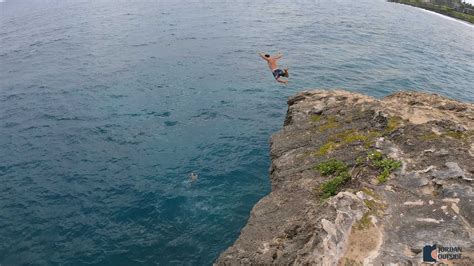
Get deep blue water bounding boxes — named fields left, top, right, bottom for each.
left=1, top=0, right=473, bottom=265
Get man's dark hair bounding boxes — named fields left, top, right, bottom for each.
left=265, top=54, right=270, bottom=58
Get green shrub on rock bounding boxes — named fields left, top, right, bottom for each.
left=315, top=160, right=348, bottom=176
left=367, top=150, right=401, bottom=183
left=319, top=171, right=351, bottom=199
left=315, top=160, right=351, bottom=199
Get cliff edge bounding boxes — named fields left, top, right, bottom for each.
left=216, top=90, right=473, bottom=265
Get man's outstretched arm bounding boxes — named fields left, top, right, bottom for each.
left=258, top=52, right=268, bottom=60
left=274, top=52, right=283, bottom=59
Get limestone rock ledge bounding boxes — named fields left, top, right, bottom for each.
left=215, top=90, right=473, bottom=265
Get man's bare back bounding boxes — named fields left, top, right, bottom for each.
left=259, top=52, right=289, bottom=85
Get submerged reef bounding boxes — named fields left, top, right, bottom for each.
left=216, top=90, right=473, bottom=265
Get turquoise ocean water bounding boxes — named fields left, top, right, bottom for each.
left=1, top=0, right=473, bottom=265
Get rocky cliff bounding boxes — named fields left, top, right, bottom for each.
left=216, top=90, right=473, bottom=265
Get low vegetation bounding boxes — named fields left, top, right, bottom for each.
left=317, top=115, right=338, bottom=132
left=310, top=114, right=322, bottom=122
left=315, top=159, right=348, bottom=176
left=418, top=132, right=440, bottom=141
left=312, top=114, right=402, bottom=196
left=360, top=187, right=381, bottom=200
left=311, top=114, right=403, bottom=157
left=315, top=160, right=351, bottom=199
left=315, top=141, right=337, bottom=156
left=386, top=116, right=402, bottom=132
left=314, top=129, right=383, bottom=157
left=354, top=212, right=373, bottom=230
left=418, top=129, right=473, bottom=142
left=367, top=150, right=402, bottom=183
left=354, top=188, right=387, bottom=231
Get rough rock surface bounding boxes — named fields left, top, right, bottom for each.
left=216, top=90, right=473, bottom=265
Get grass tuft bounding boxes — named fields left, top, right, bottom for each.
left=419, top=130, right=473, bottom=142
left=418, top=132, right=440, bottom=141
left=316, top=129, right=384, bottom=157
left=444, top=130, right=465, bottom=140
left=354, top=212, right=373, bottom=230
left=318, top=115, right=339, bottom=132
left=386, top=116, right=402, bottom=132
left=360, top=187, right=380, bottom=200
left=310, top=114, right=322, bottom=122
left=354, top=198, right=386, bottom=231
left=332, top=130, right=369, bottom=145
left=315, top=141, right=337, bottom=156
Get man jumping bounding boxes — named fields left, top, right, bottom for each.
left=258, top=52, right=289, bottom=85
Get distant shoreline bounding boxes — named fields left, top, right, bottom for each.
left=417, top=6, right=474, bottom=27
left=389, top=0, right=474, bottom=24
